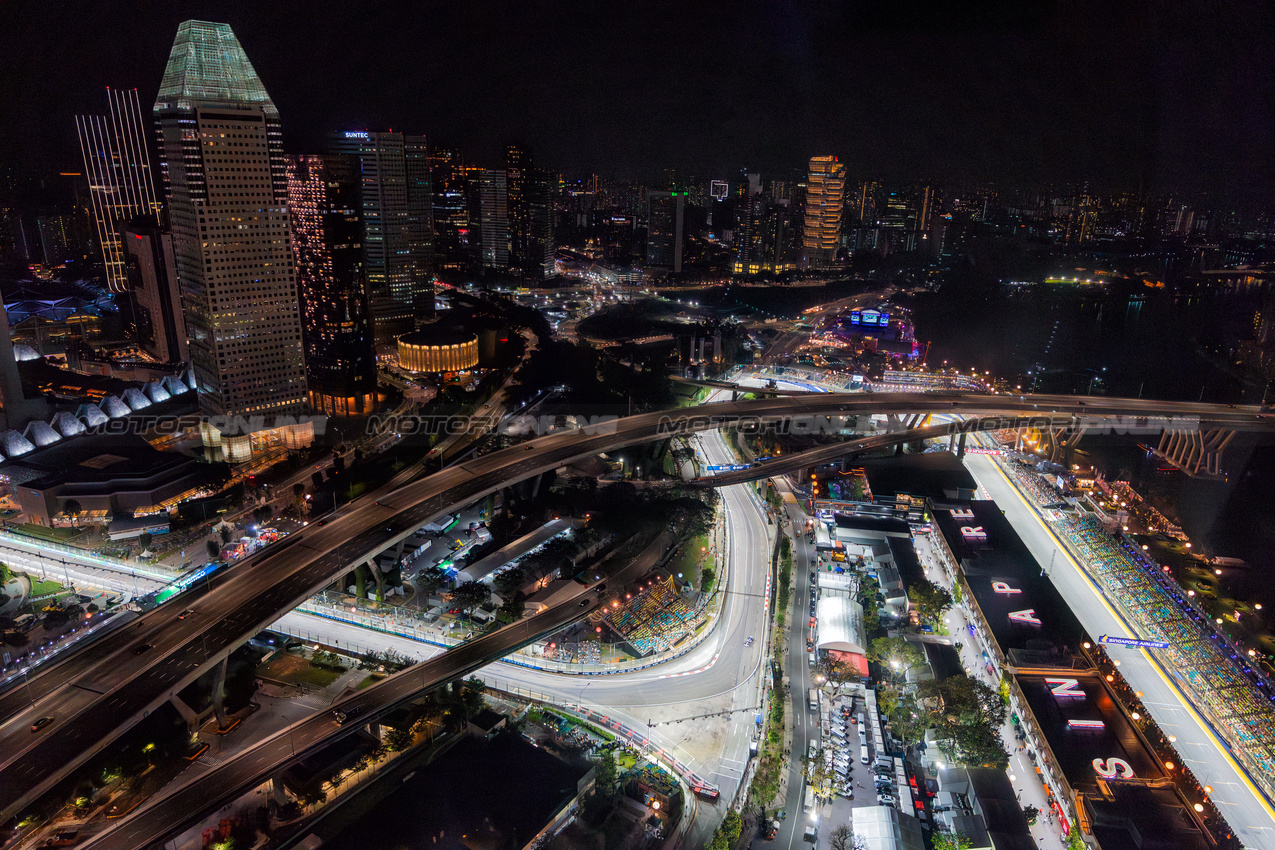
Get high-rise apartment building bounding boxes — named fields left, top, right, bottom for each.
left=286, top=155, right=376, bottom=417
left=330, top=130, right=434, bottom=340
left=77, top=88, right=162, bottom=293
left=646, top=190, right=685, bottom=272
left=153, top=20, right=306, bottom=417
left=801, top=156, right=846, bottom=269
left=478, top=169, right=510, bottom=270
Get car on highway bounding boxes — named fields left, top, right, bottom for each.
left=579, top=599, right=590, bottom=607
left=134, top=644, right=152, bottom=655
left=333, top=706, right=362, bottom=724
left=745, top=636, right=754, bottom=646
left=177, top=610, right=193, bottom=620
left=31, top=716, right=54, bottom=733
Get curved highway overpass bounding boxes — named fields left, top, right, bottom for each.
left=2, top=393, right=1272, bottom=822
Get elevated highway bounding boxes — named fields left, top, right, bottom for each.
left=76, top=535, right=671, bottom=850
left=2, top=392, right=1272, bottom=822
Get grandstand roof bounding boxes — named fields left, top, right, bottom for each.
left=815, top=595, right=866, bottom=654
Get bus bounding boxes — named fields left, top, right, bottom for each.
left=803, top=785, right=816, bottom=812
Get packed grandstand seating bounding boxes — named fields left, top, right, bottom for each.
left=1005, top=461, right=1067, bottom=506
left=1046, top=509, right=1275, bottom=797
left=603, top=576, right=707, bottom=656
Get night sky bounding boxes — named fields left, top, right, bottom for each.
left=1, top=0, right=1272, bottom=201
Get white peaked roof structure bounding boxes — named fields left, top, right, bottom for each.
left=144, top=381, right=171, bottom=403
left=121, top=388, right=151, bottom=410
left=50, top=412, right=86, bottom=438
left=100, top=396, right=130, bottom=419
left=815, top=595, right=867, bottom=654
left=23, top=420, right=61, bottom=448
left=0, top=431, right=35, bottom=457
left=162, top=374, right=189, bottom=396
left=77, top=404, right=109, bottom=428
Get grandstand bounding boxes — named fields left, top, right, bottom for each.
left=602, top=575, right=708, bottom=657
left=1041, top=499, right=1275, bottom=802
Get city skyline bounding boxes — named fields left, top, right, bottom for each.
left=1, top=1, right=1273, bottom=206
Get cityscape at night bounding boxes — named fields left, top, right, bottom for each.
left=0, top=3, right=1274, bottom=850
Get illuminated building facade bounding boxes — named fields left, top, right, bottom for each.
left=801, top=155, right=846, bottom=268
left=505, top=145, right=556, bottom=280
left=330, top=130, right=435, bottom=340
left=429, top=145, right=470, bottom=273
left=285, top=155, right=376, bottom=417
left=646, top=190, right=685, bottom=272
left=398, top=328, right=479, bottom=373
left=732, top=177, right=797, bottom=276
left=478, top=169, right=510, bottom=270
left=153, top=20, right=306, bottom=417
left=76, top=88, right=163, bottom=294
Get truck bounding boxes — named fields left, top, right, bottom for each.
left=808, top=688, right=819, bottom=711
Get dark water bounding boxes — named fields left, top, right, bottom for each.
left=909, top=278, right=1265, bottom=403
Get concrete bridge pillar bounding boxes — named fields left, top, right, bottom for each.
left=212, top=656, right=229, bottom=730
left=270, top=775, right=290, bottom=806
left=170, top=693, right=202, bottom=732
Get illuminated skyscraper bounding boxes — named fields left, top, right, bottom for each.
left=429, top=145, right=470, bottom=273
left=505, top=145, right=556, bottom=280
left=478, top=169, right=510, bottom=270
left=646, top=190, right=684, bottom=272
left=76, top=88, right=162, bottom=293
left=330, top=130, right=434, bottom=340
left=801, top=155, right=846, bottom=269
left=286, top=155, right=376, bottom=417
left=854, top=180, right=879, bottom=224
left=153, top=20, right=306, bottom=416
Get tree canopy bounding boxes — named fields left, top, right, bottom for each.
left=866, top=636, right=925, bottom=680
left=908, top=575, right=954, bottom=625
left=449, top=581, right=492, bottom=614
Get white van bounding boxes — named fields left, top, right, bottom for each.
left=860, top=743, right=870, bottom=765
